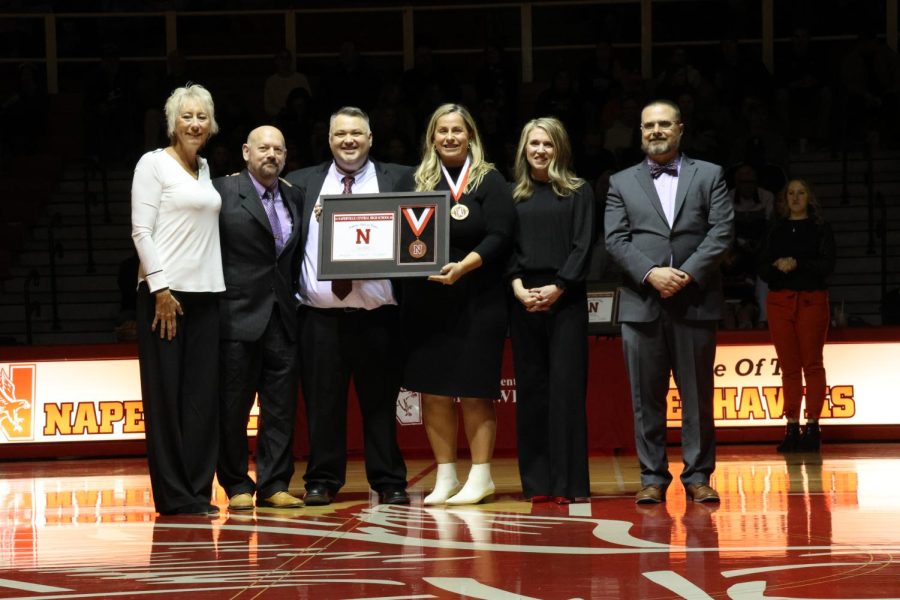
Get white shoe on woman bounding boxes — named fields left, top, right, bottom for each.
left=423, top=462, right=461, bottom=505
left=446, top=463, right=494, bottom=505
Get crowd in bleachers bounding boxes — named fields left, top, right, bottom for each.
left=2, top=9, right=900, bottom=329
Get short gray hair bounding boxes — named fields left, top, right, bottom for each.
left=164, top=83, right=219, bottom=141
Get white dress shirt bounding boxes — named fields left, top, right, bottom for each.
left=299, top=160, right=397, bottom=309
left=651, top=157, right=681, bottom=229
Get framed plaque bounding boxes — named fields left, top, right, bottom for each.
left=586, top=285, right=621, bottom=336
left=318, top=191, right=450, bottom=279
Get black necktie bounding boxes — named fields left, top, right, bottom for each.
left=649, top=161, right=678, bottom=179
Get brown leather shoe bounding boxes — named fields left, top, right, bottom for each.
left=228, top=492, right=254, bottom=511
left=685, top=483, right=720, bottom=503
left=635, top=484, right=666, bottom=504
left=257, top=491, right=304, bottom=508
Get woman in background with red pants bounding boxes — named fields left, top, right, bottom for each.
left=759, top=179, right=835, bottom=452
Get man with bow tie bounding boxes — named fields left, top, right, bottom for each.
left=605, top=99, right=733, bottom=506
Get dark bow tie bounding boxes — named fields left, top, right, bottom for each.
left=649, top=161, right=678, bottom=179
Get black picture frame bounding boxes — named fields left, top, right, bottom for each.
left=317, top=191, right=451, bottom=279
left=586, top=285, right=621, bottom=336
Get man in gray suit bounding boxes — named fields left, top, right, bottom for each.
left=285, top=106, right=410, bottom=506
left=605, top=99, right=733, bottom=504
left=215, top=125, right=304, bottom=510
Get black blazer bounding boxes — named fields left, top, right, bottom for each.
left=214, top=170, right=303, bottom=342
left=285, top=159, right=413, bottom=244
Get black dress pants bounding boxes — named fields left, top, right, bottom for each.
left=136, top=283, right=219, bottom=514
left=218, top=305, right=299, bottom=499
left=298, top=305, right=407, bottom=494
left=509, top=287, right=590, bottom=499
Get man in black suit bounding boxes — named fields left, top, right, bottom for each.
left=285, top=106, right=410, bottom=506
left=605, top=100, right=734, bottom=505
left=214, top=125, right=304, bottom=510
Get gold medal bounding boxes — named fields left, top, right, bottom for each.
left=408, top=239, right=428, bottom=259
left=450, top=203, right=469, bottom=220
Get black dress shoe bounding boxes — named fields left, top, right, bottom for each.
left=163, top=503, right=219, bottom=517
left=379, top=488, right=410, bottom=505
left=304, top=484, right=333, bottom=506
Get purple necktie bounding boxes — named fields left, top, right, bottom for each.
left=332, top=176, right=355, bottom=300
left=262, top=190, right=284, bottom=255
left=649, top=161, right=678, bottom=179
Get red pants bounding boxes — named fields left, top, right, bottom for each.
left=767, top=289, right=830, bottom=420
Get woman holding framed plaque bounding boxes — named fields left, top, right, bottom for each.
left=400, top=103, right=515, bottom=505
left=508, top=117, right=594, bottom=504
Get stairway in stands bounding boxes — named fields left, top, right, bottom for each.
left=0, top=162, right=133, bottom=345
left=788, top=148, right=900, bottom=326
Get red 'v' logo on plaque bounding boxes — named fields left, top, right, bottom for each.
left=0, top=364, right=36, bottom=442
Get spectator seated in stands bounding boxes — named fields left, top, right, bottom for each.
left=263, top=48, right=312, bottom=119
left=276, top=86, right=315, bottom=167
left=774, top=26, right=833, bottom=152
left=840, top=28, right=900, bottom=149
left=722, top=163, right=775, bottom=329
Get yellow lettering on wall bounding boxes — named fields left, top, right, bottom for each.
left=762, top=386, right=785, bottom=419
left=43, top=403, right=73, bottom=435
left=123, top=401, right=144, bottom=433
left=666, top=389, right=682, bottom=420
left=713, top=387, right=738, bottom=420
left=829, top=385, right=855, bottom=418
left=72, top=403, right=99, bottom=434
left=737, top=387, right=767, bottom=420
left=98, top=402, right=124, bottom=434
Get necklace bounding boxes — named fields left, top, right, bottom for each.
left=167, top=147, right=199, bottom=179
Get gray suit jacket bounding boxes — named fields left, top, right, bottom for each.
left=214, top=170, right=303, bottom=342
left=604, top=154, right=734, bottom=322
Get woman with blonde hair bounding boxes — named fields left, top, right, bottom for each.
left=758, top=179, right=835, bottom=452
left=131, top=84, right=225, bottom=515
left=509, top=117, right=594, bottom=503
left=400, top=103, right=515, bottom=505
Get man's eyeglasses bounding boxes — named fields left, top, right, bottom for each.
left=640, top=120, right=680, bottom=132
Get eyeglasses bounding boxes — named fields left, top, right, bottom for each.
left=639, top=120, right=680, bottom=132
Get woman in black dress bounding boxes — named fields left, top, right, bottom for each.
left=509, top=117, right=594, bottom=504
left=758, top=179, right=835, bottom=452
left=401, top=103, right=515, bottom=505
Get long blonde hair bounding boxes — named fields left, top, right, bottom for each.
left=413, top=103, right=494, bottom=193
left=512, top=117, right=584, bottom=202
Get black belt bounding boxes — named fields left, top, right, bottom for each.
left=303, top=305, right=366, bottom=314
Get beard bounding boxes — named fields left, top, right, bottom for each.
left=642, top=137, right=678, bottom=158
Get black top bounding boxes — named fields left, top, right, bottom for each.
left=398, top=167, right=515, bottom=398
left=508, top=180, right=595, bottom=289
left=758, top=217, right=835, bottom=291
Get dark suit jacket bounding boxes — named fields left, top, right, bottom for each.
left=214, top=170, right=303, bottom=342
left=604, top=154, right=734, bottom=322
left=285, top=159, right=413, bottom=246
